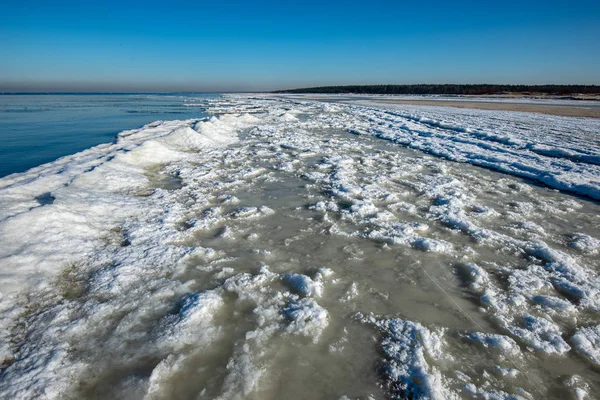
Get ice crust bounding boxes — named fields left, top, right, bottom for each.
left=0, top=94, right=599, bottom=399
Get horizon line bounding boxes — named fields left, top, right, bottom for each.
left=2, top=82, right=600, bottom=96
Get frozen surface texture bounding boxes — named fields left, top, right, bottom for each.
left=0, top=95, right=599, bottom=399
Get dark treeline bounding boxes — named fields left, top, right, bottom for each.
left=275, top=84, right=600, bottom=95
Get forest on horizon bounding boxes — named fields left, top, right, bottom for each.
left=276, top=84, right=600, bottom=95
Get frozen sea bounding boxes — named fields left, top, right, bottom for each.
left=0, top=94, right=599, bottom=399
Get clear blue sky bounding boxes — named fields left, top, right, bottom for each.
left=1, top=0, right=599, bottom=92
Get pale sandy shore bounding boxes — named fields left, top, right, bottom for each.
left=369, top=99, right=600, bottom=118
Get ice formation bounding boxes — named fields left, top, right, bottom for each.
left=0, top=94, right=599, bottom=399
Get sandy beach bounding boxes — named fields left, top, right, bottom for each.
left=370, top=98, right=600, bottom=118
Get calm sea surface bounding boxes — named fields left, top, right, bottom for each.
left=0, top=93, right=216, bottom=177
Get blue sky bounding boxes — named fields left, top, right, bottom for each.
left=1, top=0, right=599, bottom=92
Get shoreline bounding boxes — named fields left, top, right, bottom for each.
left=364, top=99, right=600, bottom=118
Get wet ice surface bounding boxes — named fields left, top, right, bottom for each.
left=0, top=95, right=599, bottom=399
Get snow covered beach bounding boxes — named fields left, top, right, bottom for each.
left=363, top=98, right=600, bottom=119
left=0, top=94, right=599, bottom=399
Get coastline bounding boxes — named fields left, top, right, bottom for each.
left=1, top=94, right=599, bottom=399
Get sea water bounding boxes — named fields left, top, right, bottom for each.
left=0, top=93, right=216, bottom=177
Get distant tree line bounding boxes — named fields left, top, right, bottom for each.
left=275, top=84, right=600, bottom=95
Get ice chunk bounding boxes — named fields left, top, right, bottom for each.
left=359, top=315, right=451, bottom=400
left=507, top=315, right=571, bottom=354
left=569, top=233, right=600, bottom=254
left=281, top=298, right=329, bottom=341
left=467, top=332, right=520, bottom=356
left=571, top=325, right=600, bottom=367
left=282, top=273, right=324, bottom=297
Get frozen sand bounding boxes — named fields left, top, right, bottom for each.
left=370, top=99, right=600, bottom=118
